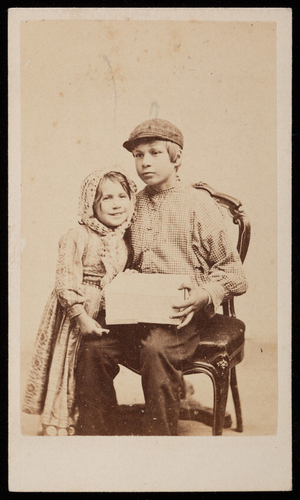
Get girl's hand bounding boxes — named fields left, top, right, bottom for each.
left=170, top=281, right=210, bottom=329
left=76, top=312, right=109, bottom=336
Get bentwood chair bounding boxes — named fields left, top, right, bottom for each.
left=119, top=182, right=251, bottom=436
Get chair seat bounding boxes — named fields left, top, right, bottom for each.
left=183, top=314, right=245, bottom=372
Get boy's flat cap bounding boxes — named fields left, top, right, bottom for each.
left=123, top=118, right=184, bottom=151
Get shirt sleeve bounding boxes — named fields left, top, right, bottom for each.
left=194, top=193, right=248, bottom=316
left=55, top=227, right=87, bottom=319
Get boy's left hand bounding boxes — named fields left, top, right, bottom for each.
left=170, top=281, right=210, bottom=329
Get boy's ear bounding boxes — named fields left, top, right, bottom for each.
left=174, top=149, right=182, bottom=168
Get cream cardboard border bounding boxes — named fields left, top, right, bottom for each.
left=8, top=8, right=292, bottom=492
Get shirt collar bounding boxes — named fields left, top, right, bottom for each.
left=146, top=175, right=181, bottom=196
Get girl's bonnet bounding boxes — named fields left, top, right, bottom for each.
left=78, top=165, right=137, bottom=236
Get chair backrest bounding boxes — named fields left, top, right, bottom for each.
left=193, top=181, right=251, bottom=318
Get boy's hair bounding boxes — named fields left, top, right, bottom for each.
left=165, top=141, right=182, bottom=170
left=93, top=171, right=131, bottom=214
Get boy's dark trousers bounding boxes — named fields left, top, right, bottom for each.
left=75, top=311, right=206, bottom=436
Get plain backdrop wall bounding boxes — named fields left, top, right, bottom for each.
left=20, top=19, right=277, bottom=360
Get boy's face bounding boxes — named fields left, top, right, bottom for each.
left=132, top=140, right=177, bottom=191
left=94, top=179, right=131, bottom=228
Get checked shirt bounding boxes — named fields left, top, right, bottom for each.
left=130, top=179, right=248, bottom=316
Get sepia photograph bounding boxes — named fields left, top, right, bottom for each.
left=9, top=7, right=292, bottom=492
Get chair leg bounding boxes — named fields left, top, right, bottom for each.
left=212, top=363, right=230, bottom=436
left=180, top=377, right=232, bottom=429
left=230, top=366, right=243, bottom=432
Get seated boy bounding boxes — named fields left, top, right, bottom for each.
left=75, top=118, right=248, bottom=436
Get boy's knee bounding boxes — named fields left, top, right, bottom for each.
left=141, top=338, right=164, bottom=360
left=140, top=326, right=174, bottom=364
left=77, top=335, right=118, bottom=367
left=78, top=335, right=102, bottom=357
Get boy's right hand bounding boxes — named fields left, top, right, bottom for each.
left=76, top=312, right=109, bottom=336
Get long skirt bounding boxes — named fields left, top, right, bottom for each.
left=22, top=285, right=103, bottom=436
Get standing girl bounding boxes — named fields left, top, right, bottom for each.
left=22, top=167, right=136, bottom=436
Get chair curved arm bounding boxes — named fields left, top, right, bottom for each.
left=193, top=181, right=242, bottom=209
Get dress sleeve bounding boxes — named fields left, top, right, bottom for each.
left=194, top=194, right=248, bottom=316
left=55, top=227, right=88, bottom=319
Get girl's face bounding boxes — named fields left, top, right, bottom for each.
left=94, top=179, right=131, bottom=228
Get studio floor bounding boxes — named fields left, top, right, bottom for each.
left=20, top=337, right=278, bottom=437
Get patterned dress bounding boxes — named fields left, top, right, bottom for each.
left=22, top=167, right=136, bottom=436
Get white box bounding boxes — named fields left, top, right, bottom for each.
left=105, top=273, right=190, bottom=325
